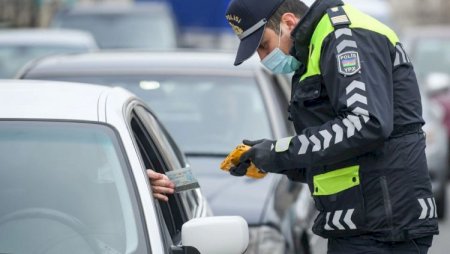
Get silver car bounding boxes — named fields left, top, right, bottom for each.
left=402, top=27, right=450, bottom=219
left=51, top=2, right=178, bottom=49
left=0, top=80, right=248, bottom=254
left=0, top=29, right=97, bottom=78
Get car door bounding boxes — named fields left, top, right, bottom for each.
left=126, top=102, right=207, bottom=252
left=134, top=105, right=208, bottom=217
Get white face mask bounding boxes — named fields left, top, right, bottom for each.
left=261, top=24, right=300, bottom=74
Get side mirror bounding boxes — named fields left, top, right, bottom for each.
left=425, top=72, right=450, bottom=96
left=177, top=216, right=249, bottom=254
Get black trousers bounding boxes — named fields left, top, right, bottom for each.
left=328, top=235, right=433, bottom=254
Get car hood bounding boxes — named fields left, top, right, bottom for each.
left=187, top=156, right=280, bottom=225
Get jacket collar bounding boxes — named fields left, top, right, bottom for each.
left=290, top=0, right=344, bottom=64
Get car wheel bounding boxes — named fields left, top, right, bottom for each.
left=436, top=187, right=447, bottom=220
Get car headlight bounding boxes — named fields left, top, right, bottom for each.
left=246, top=226, right=286, bottom=254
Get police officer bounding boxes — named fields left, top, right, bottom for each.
left=225, top=0, right=439, bottom=253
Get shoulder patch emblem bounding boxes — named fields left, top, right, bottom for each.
left=337, top=51, right=361, bottom=76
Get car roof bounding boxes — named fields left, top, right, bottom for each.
left=0, top=80, right=133, bottom=121
left=57, top=1, right=172, bottom=15
left=0, top=29, right=98, bottom=48
left=21, top=50, right=263, bottom=77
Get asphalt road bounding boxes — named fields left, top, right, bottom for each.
left=311, top=183, right=450, bottom=254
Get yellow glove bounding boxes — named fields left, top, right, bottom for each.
left=220, top=144, right=267, bottom=179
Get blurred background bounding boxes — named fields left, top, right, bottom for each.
left=1, top=0, right=450, bottom=253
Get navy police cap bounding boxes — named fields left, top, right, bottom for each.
left=226, top=0, right=285, bottom=66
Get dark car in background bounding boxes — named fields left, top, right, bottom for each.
left=403, top=26, right=450, bottom=219
left=17, top=51, right=318, bottom=254
left=0, top=29, right=97, bottom=78
left=51, top=2, right=178, bottom=49
left=422, top=95, right=448, bottom=218
left=403, top=27, right=450, bottom=159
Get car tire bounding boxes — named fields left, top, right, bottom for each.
left=436, top=187, right=447, bottom=220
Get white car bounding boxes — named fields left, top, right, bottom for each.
left=51, top=2, right=178, bottom=50
left=0, top=29, right=98, bottom=78
left=0, top=80, right=248, bottom=254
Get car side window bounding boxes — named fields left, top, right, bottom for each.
left=267, top=72, right=296, bottom=136
left=129, top=110, right=187, bottom=247
left=133, top=106, right=205, bottom=219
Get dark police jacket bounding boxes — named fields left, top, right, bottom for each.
left=265, top=0, right=439, bottom=242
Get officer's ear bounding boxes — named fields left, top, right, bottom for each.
left=280, top=12, right=300, bottom=33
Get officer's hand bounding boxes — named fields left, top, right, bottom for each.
left=229, top=160, right=252, bottom=177
left=228, top=139, right=266, bottom=177
left=239, top=139, right=276, bottom=173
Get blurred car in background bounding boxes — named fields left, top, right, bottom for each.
left=404, top=26, right=450, bottom=186
left=0, top=29, right=96, bottom=78
left=0, top=80, right=248, bottom=254
left=51, top=2, right=178, bottom=49
left=302, top=0, right=396, bottom=30
left=18, top=51, right=317, bottom=254
left=403, top=26, right=450, bottom=95
left=422, top=95, right=448, bottom=219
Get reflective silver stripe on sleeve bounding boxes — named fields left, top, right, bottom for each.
left=325, top=212, right=333, bottom=230
left=427, top=198, right=435, bottom=219
left=346, top=80, right=366, bottom=94
left=433, top=198, right=438, bottom=218
left=275, top=136, right=293, bottom=153
left=342, top=118, right=355, bottom=138
left=343, top=209, right=357, bottom=229
left=352, top=107, right=370, bottom=123
left=332, top=124, right=344, bottom=144
left=347, top=115, right=362, bottom=131
left=298, top=135, right=310, bottom=155
left=319, top=130, right=332, bottom=150
left=336, top=40, right=357, bottom=53
left=347, top=93, right=368, bottom=107
left=418, top=198, right=428, bottom=219
left=335, top=28, right=352, bottom=39
left=332, top=210, right=345, bottom=230
left=394, top=52, right=401, bottom=66
left=309, top=135, right=321, bottom=152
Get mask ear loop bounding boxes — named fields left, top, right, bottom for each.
left=277, top=23, right=282, bottom=48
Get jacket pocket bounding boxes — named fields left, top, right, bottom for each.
left=313, top=165, right=360, bottom=197
left=292, top=76, right=323, bottom=107
left=288, top=76, right=334, bottom=132
left=311, top=166, right=366, bottom=235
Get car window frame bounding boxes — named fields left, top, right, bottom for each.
left=133, top=106, right=207, bottom=219
left=255, top=68, right=295, bottom=138
left=127, top=103, right=192, bottom=249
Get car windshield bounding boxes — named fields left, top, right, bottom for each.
left=53, top=13, right=176, bottom=49
left=411, top=38, right=450, bottom=83
left=0, top=45, right=88, bottom=78
left=34, top=75, right=273, bottom=155
left=0, top=121, right=149, bottom=254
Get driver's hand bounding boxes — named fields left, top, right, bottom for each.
left=147, top=169, right=175, bottom=202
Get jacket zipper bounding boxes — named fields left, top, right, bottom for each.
left=380, top=176, right=394, bottom=229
